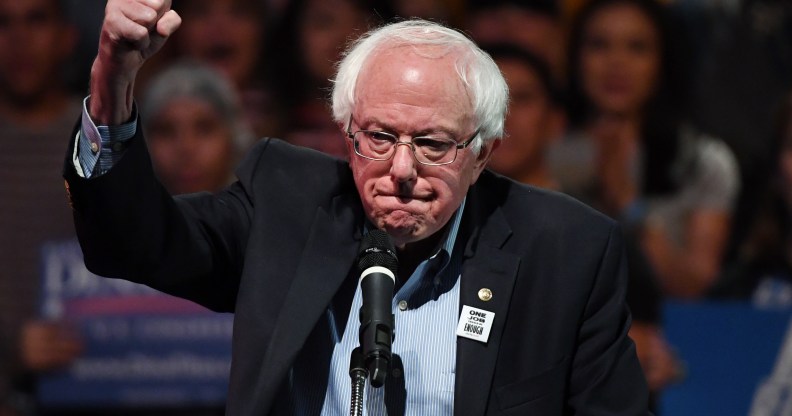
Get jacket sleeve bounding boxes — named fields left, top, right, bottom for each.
left=567, top=223, right=653, bottom=415
left=63, top=119, right=263, bottom=312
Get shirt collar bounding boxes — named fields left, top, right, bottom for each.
left=396, top=198, right=465, bottom=302
left=434, top=196, right=466, bottom=261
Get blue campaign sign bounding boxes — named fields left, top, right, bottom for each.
left=37, top=239, right=234, bottom=408
left=661, top=301, right=792, bottom=416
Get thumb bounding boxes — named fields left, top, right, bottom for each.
left=145, top=9, right=181, bottom=58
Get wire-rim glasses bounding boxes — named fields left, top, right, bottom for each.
left=345, top=117, right=479, bottom=166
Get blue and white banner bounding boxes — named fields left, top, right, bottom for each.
left=37, top=239, right=233, bottom=408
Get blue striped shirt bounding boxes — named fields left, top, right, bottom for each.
left=77, top=105, right=466, bottom=414
left=74, top=97, right=136, bottom=178
left=315, top=201, right=465, bottom=415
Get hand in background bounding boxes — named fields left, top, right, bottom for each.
left=629, top=321, right=683, bottom=392
left=20, top=321, right=83, bottom=372
left=590, top=117, right=640, bottom=215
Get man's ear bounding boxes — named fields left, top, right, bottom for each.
left=476, top=139, right=500, bottom=168
left=470, top=139, right=501, bottom=183
left=339, top=121, right=355, bottom=160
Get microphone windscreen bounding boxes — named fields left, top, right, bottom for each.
left=357, top=229, right=398, bottom=274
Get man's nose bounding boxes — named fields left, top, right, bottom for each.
left=389, top=142, right=417, bottom=182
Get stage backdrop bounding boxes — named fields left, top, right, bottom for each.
left=37, top=238, right=234, bottom=409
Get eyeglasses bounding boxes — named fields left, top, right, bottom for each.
left=345, top=117, right=479, bottom=166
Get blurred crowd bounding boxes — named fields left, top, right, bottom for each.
left=0, top=0, right=790, bottom=414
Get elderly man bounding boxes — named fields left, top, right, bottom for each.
left=64, top=0, right=650, bottom=414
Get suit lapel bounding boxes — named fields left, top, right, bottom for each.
left=256, top=192, right=361, bottom=404
left=454, top=191, right=521, bottom=416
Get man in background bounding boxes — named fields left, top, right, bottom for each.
left=0, top=0, right=83, bottom=413
left=485, top=43, right=565, bottom=190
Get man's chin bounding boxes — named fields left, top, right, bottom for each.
left=376, top=218, right=423, bottom=246
left=381, top=224, right=418, bottom=246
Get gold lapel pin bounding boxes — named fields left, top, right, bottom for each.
left=478, top=288, right=493, bottom=302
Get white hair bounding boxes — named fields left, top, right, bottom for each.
left=141, top=61, right=254, bottom=155
left=331, top=19, right=508, bottom=153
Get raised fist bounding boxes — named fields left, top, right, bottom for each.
left=90, top=0, right=181, bottom=124
left=98, top=0, right=181, bottom=73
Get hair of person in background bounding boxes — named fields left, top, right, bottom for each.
left=393, top=0, right=460, bottom=25
left=464, top=0, right=565, bottom=82
left=264, top=0, right=397, bottom=119
left=170, top=0, right=272, bottom=90
left=566, top=0, right=692, bottom=196
left=483, top=42, right=566, bottom=188
left=141, top=61, right=253, bottom=194
left=467, top=0, right=559, bottom=19
left=484, top=42, right=564, bottom=107
left=332, top=19, right=509, bottom=154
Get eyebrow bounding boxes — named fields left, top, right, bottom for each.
left=356, top=117, right=459, bottom=138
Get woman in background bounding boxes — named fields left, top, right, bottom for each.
left=551, top=0, right=736, bottom=401
left=555, top=0, right=740, bottom=299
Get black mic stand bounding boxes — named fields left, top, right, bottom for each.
left=349, top=347, right=367, bottom=416
left=349, top=229, right=398, bottom=415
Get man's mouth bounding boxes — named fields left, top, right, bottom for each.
left=381, top=193, right=431, bottom=202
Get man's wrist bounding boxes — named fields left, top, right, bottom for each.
left=88, top=57, right=138, bottom=125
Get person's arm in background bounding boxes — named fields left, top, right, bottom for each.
left=642, top=211, right=732, bottom=298
left=642, top=139, right=740, bottom=298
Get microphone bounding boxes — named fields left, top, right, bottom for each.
left=357, top=229, right=398, bottom=388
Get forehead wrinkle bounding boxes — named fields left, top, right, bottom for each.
left=357, top=108, right=461, bottom=137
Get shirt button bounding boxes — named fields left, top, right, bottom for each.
left=90, top=141, right=99, bottom=153
left=397, top=300, right=408, bottom=311
left=112, top=141, right=124, bottom=151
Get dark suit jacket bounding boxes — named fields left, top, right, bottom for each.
left=64, top=129, right=650, bottom=415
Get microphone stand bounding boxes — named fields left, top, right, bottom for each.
left=349, top=347, right=367, bottom=416
left=349, top=229, right=398, bottom=415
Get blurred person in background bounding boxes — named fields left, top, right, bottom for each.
left=549, top=0, right=727, bottom=402
left=466, top=0, right=566, bottom=84
left=149, top=0, right=279, bottom=139
left=715, top=92, right=792, bottom=306
left=487, top=39, right=675, bottom=406
left=392, top=0, right=459, bottom=25
left=553, top=0, right=739, bottom=299
left=485, top=43, right=565, bottom=190
left=141, top=62, right=253, bottom=195
left=264, top=0, right=395, bottom=158
left=672, top=0, right=792, bottom=269
left=0, top=0, right=84, bottom=413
